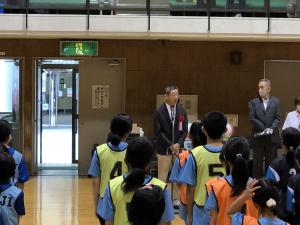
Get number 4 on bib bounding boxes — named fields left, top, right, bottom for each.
left=110, top=161, right=122, bottom=179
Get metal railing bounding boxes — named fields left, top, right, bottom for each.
left=0, top=0, right=296, bottom=32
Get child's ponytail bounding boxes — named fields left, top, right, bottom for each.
left=122, top=168, right=148, bottom=193
left=223, top=137, right=250, bottom=196
left=122, top=137, right=154, bottom=193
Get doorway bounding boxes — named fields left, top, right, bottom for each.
left=36, top=59, right=79, bottom=171
left=0, top=59, right=22, bottom=151
left=35, top=58, right=125, bottom=175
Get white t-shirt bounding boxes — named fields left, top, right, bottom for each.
left=282, top=110, right=300, bottom=130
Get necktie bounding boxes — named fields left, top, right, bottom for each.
left=171, top=107, right=175, bottom=122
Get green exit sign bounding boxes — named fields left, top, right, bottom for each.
left=60, top=40, right=98, bottom=56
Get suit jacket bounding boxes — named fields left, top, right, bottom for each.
left=154, top=103, right=188, bottom=155
left=249, top=96, right=281, bottom=146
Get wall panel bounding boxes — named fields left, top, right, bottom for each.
left=1, top=39, right=298, bottom=173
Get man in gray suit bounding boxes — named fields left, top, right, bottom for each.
left=154, top=85, right=188, bottom=205
left=249, top=78, right=281, bottom=178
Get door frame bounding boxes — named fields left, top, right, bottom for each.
left=37, top=63, right=79, bottom=165
left=33, top=57, right=126, bottom=170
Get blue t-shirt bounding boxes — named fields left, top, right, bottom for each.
left=231, top=212, right=287, bottom=225
left=99, top=174, right=174, bottom=223
left=169, top=157, right=181, bottom=183
left=7, top=147, right=30, bottom=185
left=179, top=144, right=222, bottom=225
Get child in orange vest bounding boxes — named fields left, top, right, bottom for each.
left=169, top=121, right=206, bottom=222
left=205, top=137, right=258, bottom=225
left=228, top=178, right=290, bottom=225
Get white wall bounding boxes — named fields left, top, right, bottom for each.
left=1, top=14, right=300, bottom=41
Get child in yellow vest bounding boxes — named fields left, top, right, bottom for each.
left=205, top=137, right=258, bottom=225
left=169, top=121, right=206, bottom=222
left=99, top=137, right=174, bottom=225
left=228, top=178, right=290, bottom=225
left=88, top=113, right=132, bottom=225
left=127, top=184, right=165, bottom=225
left=179, top=111, right=227, bottom=225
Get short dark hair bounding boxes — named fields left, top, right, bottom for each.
left=282, top=127, right=300, bottom=150
left=0, top=120, right=11, bottom=143
left=0, top=151, right=16, bottom=183
left=203, top=111, right=227, bottom=140
left=164, top=85, right=178, bottom=95
left=128, top=184, right=165, bottom=225
left=294, top=95, right=300, bottom=106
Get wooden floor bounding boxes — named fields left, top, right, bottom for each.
left=20, top=176, right=185, bottom=225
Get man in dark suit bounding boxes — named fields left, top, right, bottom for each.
left=249, top=78, right=281, bottom=178
left=154, top=85, right=188, bottom=204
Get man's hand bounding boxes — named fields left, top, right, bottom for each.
left=170, top=143, right=180, bottom=154
left=266, top=128, right=273, bottom=134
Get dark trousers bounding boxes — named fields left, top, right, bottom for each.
left=97, top=214, right=105, bottom=225
left=252, top=140, right=277, bottom=178
left=293, top=215, right=300, bottom=225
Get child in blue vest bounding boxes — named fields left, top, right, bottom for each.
left=0, top=120, right=29, bottom=189
left=0, top=146, right=25, bottom=225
